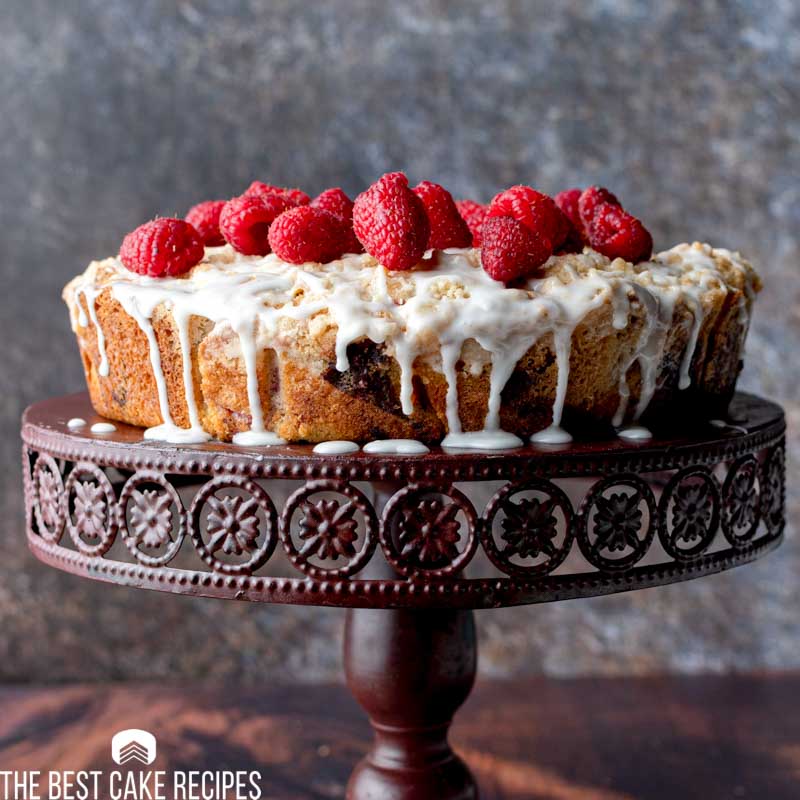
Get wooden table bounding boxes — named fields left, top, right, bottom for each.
left=0, top=674, right=797, bottom=799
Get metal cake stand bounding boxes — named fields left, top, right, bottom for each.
left=21, top=391, right=785, bottom=799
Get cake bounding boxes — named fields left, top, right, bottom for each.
left=62, top=176, right=761, bottom=450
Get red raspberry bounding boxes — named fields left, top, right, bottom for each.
left=185, top=200, right=226, bottom=246
left=578, top=185, right=621, bottom=228
left=553, top=189, right=585, bottom=253
left=480, top=215, right=553, bottom=283
left=587, top=204, right=653, bottom=263
left=245, top=181, right=310, bottom=207
left=455, top=199, right=489, bottom=247
left=219, top=194, right=292, bottom=256
left=352, top=172, right=430, bottom=271
left=554, top=188, right=582, bottom=229
left=311, top=188, right=363, bottom=253
left=120, top=218, right=204, bottom=277
left=487, top=185, right=566, bottom=249
left=412, top=180, right=472, bottom=249
left=268, top=206, right=349, bottom=264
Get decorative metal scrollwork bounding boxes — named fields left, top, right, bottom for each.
left=119, top=471, right=186, bottom=567
left=722, top=456, right=761, bottom=547
left=577, top=475, right=657, bottom=572
left=65, top=462, right=117, bottom=557
left=760, top=445, right=785, bottom=536
left=481, top=479, right=574, bottom=578
left=189, top=476, right=277, bottom=575
left=658, top=467, right=721, bottom=561
left=281, top=481, right=378, bottom=579
left=381, top=484, right=478, bottom=578
left=33, top=453, right=66, bottom=544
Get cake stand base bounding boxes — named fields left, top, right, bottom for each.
left=345, top=607, right=477, bottom=800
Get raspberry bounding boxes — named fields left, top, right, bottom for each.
left=352, top=172, right=430, bottom=271
left=244, top=181, right=310, bottom=207
left=554, top=188, right=582, bottom=229
left=578, top=185, right=621, bottom=228
left=268, top=206, right=349, bottom=264
left=219, top=194, right=292, bottom=256
left=185, top=200, right=226, bottom=247
left=480, top=215, right=553, bottom=283
left=412, top=180, right=472, bottom=249
left=553, top=189, right=585, bottom=253
left=487, top=185, right=566, bottom=249
left=120, top=218, right=204, bottom=277
left=455, top=199, right=489, bottom=247
left=587, top=204, right=653, bottom=263
left=311, top=188, right=363, bottom=253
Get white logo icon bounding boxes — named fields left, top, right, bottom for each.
left=112, top=729, right=157, bottom=765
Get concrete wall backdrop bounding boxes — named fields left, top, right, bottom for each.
left=0, top=0, right=797, bottom=682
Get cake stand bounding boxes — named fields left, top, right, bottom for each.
left=21, top=392, right=785, bottom=800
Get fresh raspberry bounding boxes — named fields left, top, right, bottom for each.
left=553, top=189, right=585, bottom=253
left=480, top=215, right=553, bottom=283
left=185, top=200, right=226, bottom=246
left=578, top=185, right=621, bottom=228
left=455, top=199, right=489, bottom=247
left=268, top=206, right=349, bottom=264
left=554, top=188, right=582, bottom=229
left=311, top=188, right=363, bottom=253
left=245, top=181, right=310, bottom=206
left=120, top=218, right=204, bottom=277
left=587, top=204, right=653, bottom=263
left=487, top=185, right=566, bottom=249
left=219, top=194, right=292, bottom=256
left=412, top=180, right=472, bottom=250
left=352, top=172, right=430, bottom=271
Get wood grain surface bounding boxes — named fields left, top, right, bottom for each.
left=0, top=674, right=797, bottom=799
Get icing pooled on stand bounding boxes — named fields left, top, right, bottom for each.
left=67, top=418, right=86, bottom=429
left=64, top=242, right=759, bottom=450
left=90, top=422, right=116, bottom=434
left=313, top=440, right=360, bottom=455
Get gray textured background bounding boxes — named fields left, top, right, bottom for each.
left=1, top=0, right=797, bottom=682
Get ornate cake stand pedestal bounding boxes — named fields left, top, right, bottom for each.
left=22, top=392, right=785, bottom=800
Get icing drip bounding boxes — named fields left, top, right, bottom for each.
left=442, top=430, right=523, bottom=450
left=363, top=439, right=430, bottom=455
left=67, top=417, right=86, bottom=429
left=75, top=286, right=109, bottom=377
left=90, top=422, right=116, bottom=433
left=313, top=440, right=360, bottom=454
left=65, top=242, right=758, bottom=449
left=531, top=425, right=573, bottom=444
left=617, top=425, right=652, bottom=441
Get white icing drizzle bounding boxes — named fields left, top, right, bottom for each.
left=710, top=419, right=749, bottom=435
left=442, top=430, right=523, bottom=450
left=90, top=422, right=116, bottom=433
left=74, top=285, right=109, bottom=376
left=64, top=242, right=758, bottom=449
left=313, top=440, right=360, bottom=454
left=531, top=425, right=573, bottom=444
left=67, top=417, right=86, bottom=429
left=617, top=425, right=653, bottom=441
left=363, top=439, right=430, bottom=455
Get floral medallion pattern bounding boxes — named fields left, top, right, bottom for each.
left=281, top=481, right=377, bottom=579
left=722, top=457, right=761, bottom=546
left=33, top=454, right=65, bottom=543
left=760, top=446, right=785, bottom=535
left=119, top=471, right=186, bottom=567
left=381, top=485, right=478, bottom=578
left=205, top=494, right=261, bottom=556
left=481, top=480, right=574, bottom=578
left=657, top=467, right=720, bottom=561
left=65, top=463, right=117, bottom=557
left=577, top=476, right=656, bottom=572
left=190, top=476, right=277, bottom=575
